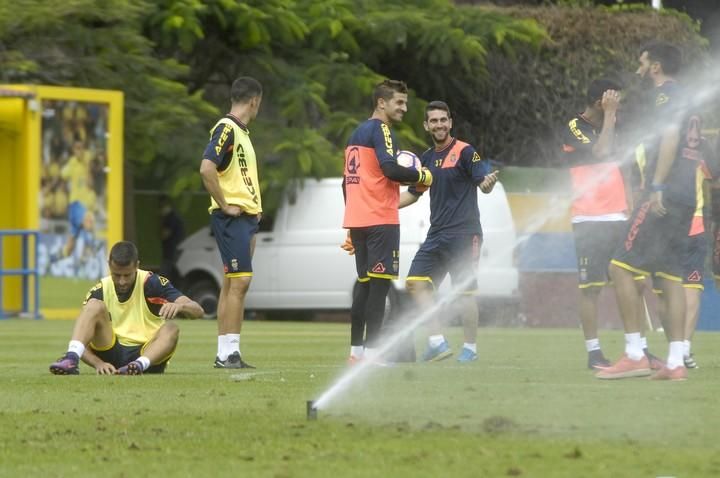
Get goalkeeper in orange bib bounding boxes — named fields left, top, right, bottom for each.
left=341, top=79, right=433, bottom=364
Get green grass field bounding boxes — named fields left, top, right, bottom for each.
left=1, top=319, right=719, bottom=477
left=40, top=276, right=96, bottom=309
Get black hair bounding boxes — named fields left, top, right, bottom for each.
left=586, top=78, right=623, bottom=105
left=372, top=79, right=408, bottom=108
left=641, top=41, right=682, bottom=76
left=425, top=100, right=451, bottom=120
left=109, top=241, right=139, bottom=266
left=230, top=76, right=263, bottom=104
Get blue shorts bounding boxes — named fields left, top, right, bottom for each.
left=210, top=211, right=259, bottom=277
left=407, top=232, right=482, bottom=293
left=90, top=334, right=173, bottom=373
left=350, top=225, right=400, bottom=280
left=68, top=201, right=86, bottom=237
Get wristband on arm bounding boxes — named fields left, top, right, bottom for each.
left=650, top=183, right=666, bottom=192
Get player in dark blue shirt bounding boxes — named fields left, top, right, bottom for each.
left=603, top=42, right=704, bottom=381
left=400, top=100, right=497, bottom=363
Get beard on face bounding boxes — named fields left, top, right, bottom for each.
left=432, top=129, right=448, bottom=143
left=638, top=72, right=654, bottom=90
left=114, top=281, right=133, bottom=294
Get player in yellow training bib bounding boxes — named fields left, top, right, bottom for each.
left=49, top=241, right=204, bottom=375
left=200, top=76, right=263, bottom=369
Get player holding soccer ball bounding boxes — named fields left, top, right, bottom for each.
left=400, top=100, right=497, bottom=363
left=341, top=79, right=433, bottom=364
left=49, top=241, right=204, bottom=375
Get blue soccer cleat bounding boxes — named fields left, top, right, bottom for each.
left=421, top=340, right=452, bottom=362
left=456, top=347, right=478, bottom=363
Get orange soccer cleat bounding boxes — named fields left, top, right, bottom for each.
left=595, top=354, right=651, bottom=380
left=650, top=365, right=688, bottom=381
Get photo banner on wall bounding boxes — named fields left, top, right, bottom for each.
left=38, top=100, right=109, bottom=280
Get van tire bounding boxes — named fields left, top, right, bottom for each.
left=185, top=279, right=220, bottom=319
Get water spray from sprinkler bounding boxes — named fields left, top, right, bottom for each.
left=308, top=64, right=720, bottom=417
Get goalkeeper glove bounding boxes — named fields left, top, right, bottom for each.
left=416, top=167, right=433, bottom=188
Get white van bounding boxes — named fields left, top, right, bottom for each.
left=175, top=178, right=519, bottom=320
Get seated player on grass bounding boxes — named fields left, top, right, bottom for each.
left=49, top=241, right=204, bottom=375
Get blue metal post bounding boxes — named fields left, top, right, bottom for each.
left=22, top=233, right=28, bottom=314
left=0, top=230, right=42, bottom=319
left=34, top=232, right=40, bottom=319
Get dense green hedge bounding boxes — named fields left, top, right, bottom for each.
left=456, top=5, right=711, bottom=166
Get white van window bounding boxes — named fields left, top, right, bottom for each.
left=284, top=185, right=341, bottom=231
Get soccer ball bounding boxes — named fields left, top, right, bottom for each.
left=396, top=150, right=421, bottom=171
left=396, top=150, right=421, bottom=185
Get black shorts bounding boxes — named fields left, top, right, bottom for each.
left=90, top=334, right=174, bottom=373
left=350, top=225, right=400, bottom=280
left=210, top=210, right=259, bottom=277
left=572, top=221, right=627, bottom=288
left=407, top=232, right=482, bottom=293
left=682, top=232, right=707, bottom=289
left=611, top=200, right=694, bottom=280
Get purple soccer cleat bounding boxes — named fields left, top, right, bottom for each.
left=49, top=352, right=80, bottom=375
left=117, top=360, right=144, bottom=375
